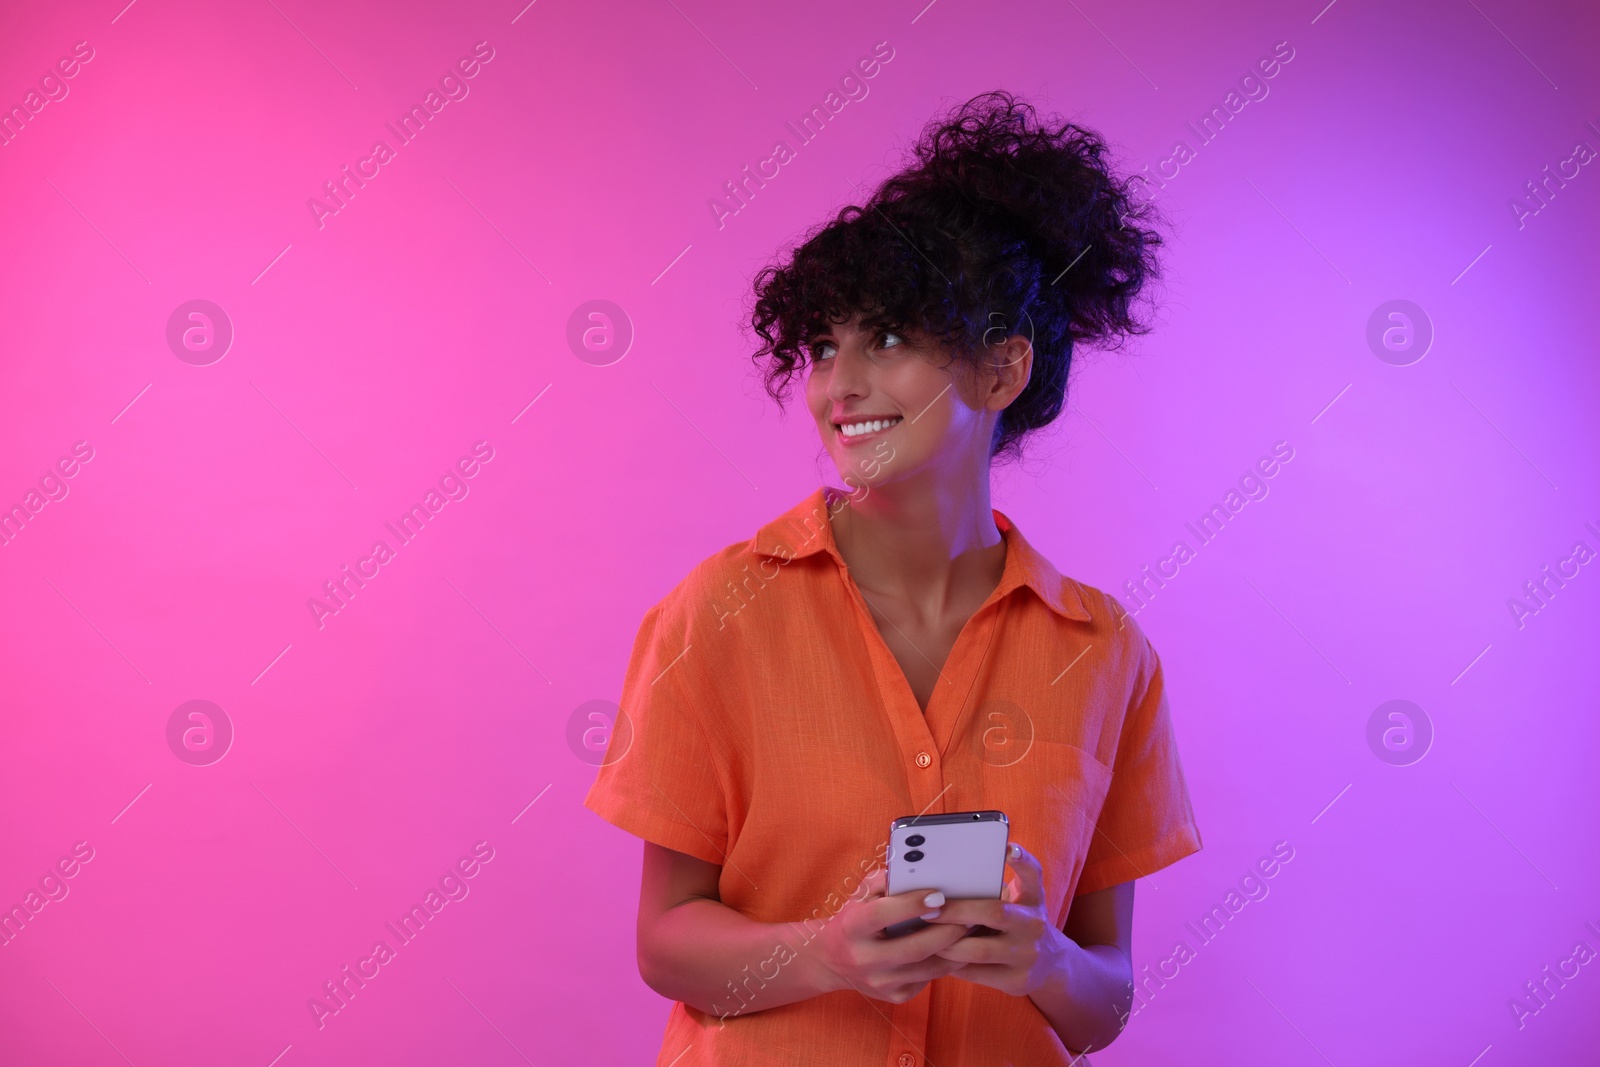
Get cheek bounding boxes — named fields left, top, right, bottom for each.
left=901, top=412, right=948, bottom=455
left=900, top=355, right=967, bottom=409
left=899, top=383, right=961, bottom=437
left=805, top=370, right=831, bottom=420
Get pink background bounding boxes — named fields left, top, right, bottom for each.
left=2, top=0, right=1597, bottom=1064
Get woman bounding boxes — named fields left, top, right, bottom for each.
left=584, top=90, right=1201, bottom=1065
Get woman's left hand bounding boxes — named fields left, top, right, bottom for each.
left=922, top=841, right=1067, bottom=997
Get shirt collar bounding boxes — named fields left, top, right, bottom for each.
left=749, top=486, right=1092, bottom=622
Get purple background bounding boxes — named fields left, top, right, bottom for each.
left=1, top=0, right=1596, bottom=1064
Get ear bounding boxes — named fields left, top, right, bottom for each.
left=983, top=334, right=1033, bottom=411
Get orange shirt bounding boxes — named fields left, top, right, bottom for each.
left=584, top=485, right=1202, bottom=1066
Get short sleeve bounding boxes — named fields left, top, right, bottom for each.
left=1074, top=625, right=1202, bottom=895
left=582, top=601, right=730, bottom=865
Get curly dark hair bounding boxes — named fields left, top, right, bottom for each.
left=745, top=90, right=1164, bottom=462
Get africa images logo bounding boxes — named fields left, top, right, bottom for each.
left=306, top=42, right=496, bottom=229
left=306, top=842, right=496, bottom=1030
left=306, top=441, right=496, bottom=629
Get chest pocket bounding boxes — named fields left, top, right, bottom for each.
left=976, top=739, right=1114, bottom=927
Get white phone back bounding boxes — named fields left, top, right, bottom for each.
left=886, top=817, right=1008, bottom=899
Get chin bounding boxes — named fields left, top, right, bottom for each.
left=835, top=457, right=897, bottom=492
left=835, top=468, right=878, bottom=490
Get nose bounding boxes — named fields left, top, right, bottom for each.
left=824, top=343, right=870, bottom=403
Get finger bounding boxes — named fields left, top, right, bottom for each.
left=932, top=932, right=1009, bottom=966
left=932, top=960, right=1011, bottom=992
left=922, top=897, right=1015, bottom=930
left=866, top=975, right=966, bottom=1005
left=839, top=870, right=889, bottom=934
left=1004, top=841, right=1046, bottom=908
left=863, top=886, right=955, bottom=934
left=911, top=959, right=970, bottom=987
left=865, top=915, right=969, bottom=967
left=885, top=949, right=971, bottom=983
left=872, top=980, right=927, bottom=1004
left=849, top=949, right=966, bottom=1003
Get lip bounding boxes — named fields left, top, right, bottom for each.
left=831, top=414, right=904, bottom=446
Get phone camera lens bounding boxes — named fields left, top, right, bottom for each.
left=904, top=849, right=924, bottom=862
left=906, top=834, right=925, bottom=847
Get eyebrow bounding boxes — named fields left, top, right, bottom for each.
left=809, top=312, right=896, bottom=342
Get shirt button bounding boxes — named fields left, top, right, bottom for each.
left=898, top=1055, right=916, bottom=1067
left=915, top=751, right=931, bottom=768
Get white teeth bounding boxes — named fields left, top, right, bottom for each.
left=840, top=417, right=902, bottom=437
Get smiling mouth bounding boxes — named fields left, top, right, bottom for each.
left=835, top=415, right=904, bottom=440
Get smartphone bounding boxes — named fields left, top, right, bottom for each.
left=881, top=810, right=1009, bottom=939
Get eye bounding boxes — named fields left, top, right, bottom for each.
left=808, top=340, right=837, bottom=362
left=879, top=330, right=905, bottom=350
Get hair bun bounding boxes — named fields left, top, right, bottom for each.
left=748, top=89, right=1164, bottom=462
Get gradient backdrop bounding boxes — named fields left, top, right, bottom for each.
left=1, top=0, right=1597, bottom=1064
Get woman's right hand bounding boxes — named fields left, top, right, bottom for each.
left=807, top=867, right=972, bottom=1003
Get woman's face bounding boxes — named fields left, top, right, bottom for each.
left=803, top=314, right=1031, bottom=490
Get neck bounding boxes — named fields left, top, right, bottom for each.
left=830, top=467, right=1005, bottom=618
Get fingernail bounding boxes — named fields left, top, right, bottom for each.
left=920, top=910, right=941, bottom=920
left=923, top=891, right=945, bottom=907
left=1009, top=843, right=1021, bottom=859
